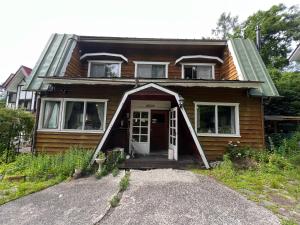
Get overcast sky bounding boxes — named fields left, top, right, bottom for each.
left=0, top=0, right=298, bottom=83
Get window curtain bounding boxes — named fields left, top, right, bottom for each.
left=96, top=103, right=105, bottom=130
left=137, top=64, right=151, bottom=78
left=196, top=66, right=212, bottom=79
left=43, top=102, right=59, bottom=129
left=152, top=65, right=165, bottom=78
left=64, top=102, right=74, bottom=129
left=230, top=107, right=236, bottom=134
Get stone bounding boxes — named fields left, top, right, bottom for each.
left=0, top=174, right=3, bottom=181
left=209, top=161, right=222, bottom=168
left=259, top=200, right=275, bottom=208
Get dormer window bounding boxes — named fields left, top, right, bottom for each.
left=88, top=61, right=121, bottom=78
left=182, top=63, right=215, bottom=80
left=134, top=61, right=169, bottom=78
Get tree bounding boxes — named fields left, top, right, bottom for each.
left=212, top=12, right=240, bottom=39
left=235, top=4, right=300, bottom=70
left=264, top=71, right=300, bottom=116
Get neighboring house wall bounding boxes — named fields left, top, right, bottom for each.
left=35, top=85, right=264, bottom=160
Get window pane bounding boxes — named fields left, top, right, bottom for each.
left=196, top=66, right=212, bottom=79
left=84, top=102, right=105, bottom=130
left=90, top=64, right=105, bottom=77
left=137, top=64, right=152, bottom=78
left=140, top=135, right=148, bottom=142
left=197, top=105, right=215, bottom=133
left=132, top=127, right=139, bottom=134
left=64, top=102, right=84, bottom=130
left=218, top=106, right=236, bottom=134
left=90, top=63, right=119, bottom=77
left=42, top=101, right=60, bottom=129
left=152, top=65, right=165, bottom=78
left=105, top=64, right=119, bottom=77
left=137, top=64, right=165, bottom=78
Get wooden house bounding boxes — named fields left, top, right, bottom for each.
left=25, top=34, right=279, bottom=168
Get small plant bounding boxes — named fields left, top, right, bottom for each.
left=110, top=194, right=120, bottom=207
left=119, top=172, right=130, bottom=192
left=112, top=168, right=119, bottom=177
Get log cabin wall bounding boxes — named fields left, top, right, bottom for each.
left=35, top=85, right=133, bottom=153
left=173, top=86, right=264, bottom=160
left=64, top=43, right=239, bottom=81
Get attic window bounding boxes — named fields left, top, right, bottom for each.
left=182, top=64, right=215, bottom=79
left=134, top=61, right=169, bottom=78
left=88, top=61, right=121, bottom=78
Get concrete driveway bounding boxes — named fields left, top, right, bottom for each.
left=100, top=169, right=280, bottom=225
left=0, top=174, right=122, bottom=225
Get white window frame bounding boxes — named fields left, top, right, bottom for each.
left=38, top=97, right=108, bottom=133
left=38, top=98, right=63, bottom=131
left=194, top=102, right=240, bottom=137
left=133, top=61, right=169, bottom=78
left=87, top=60, right=122, bottom=78
left=181, top=63, right=215, bottom=80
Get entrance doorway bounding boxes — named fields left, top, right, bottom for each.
left=150, top=110, right=169, bottom=154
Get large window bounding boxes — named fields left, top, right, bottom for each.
left=134, top=62, right=168, bottom=78
left=88, top=61, right=121, bottom=78
left=182, top=64, right=214, bottom=79
left=39, top=98, right=107, bottom=133
left=195, top=102, right=239, bottom=136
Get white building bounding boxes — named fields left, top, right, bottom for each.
left=2, top=66, right=35, bottom=111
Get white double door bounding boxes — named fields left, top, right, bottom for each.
left=130, top=107, right=178, bottom=160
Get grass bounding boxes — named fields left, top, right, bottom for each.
left=192, top=154, right=300, bottom=223
left=0, top=147, right=93, bottom=205
left=110, top=194, right=120, bottom=207
left=119, top=172, right=130, bottom=192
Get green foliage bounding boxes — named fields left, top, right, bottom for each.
left=0, top=147, right=93, bottom=181
left=0, top=147, right=92, bottom=205
left=0, top=108, right=34, bottom=162
left=265, top=71, right=300, bottom=116
left=235, top=4, right=300, bottom=70
left=212, top=12, right=240, bottom=39
left=110, top=194, right=120, bottom=208
left=96, top=150, right=124, bottom=179
left=112, top=168, right=119, bottom=177
left=119, top=172, right=130, bottom=192
left=281, top=219, right=298, bottom=225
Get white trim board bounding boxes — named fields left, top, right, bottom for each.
left=80, top=52, right=128, bottom=62
left=91, top=83, right=210, bottom=169
left=175, top=55, right=224, bottom=64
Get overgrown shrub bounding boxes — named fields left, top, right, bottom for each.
left=96, top=150, right=124, bottom=179
left=0, top=108, right=34, bottom=162
left=0, top=147, right=93, bottom=181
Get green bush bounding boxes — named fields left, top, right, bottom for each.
left=227, top=145, right=268, bottom=163
left=0, top=108, right=34, bottom=162
left=119, top=172, right=130, bottom=191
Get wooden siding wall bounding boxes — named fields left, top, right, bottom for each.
left=65, top=45, right=239, bottom=81
left=173, top=87, right=264, bottom=160
left=35, top=85, right=132, bottom=153
left=36, top=85, right=264, bottom=161
left=65, top=45, right=83, bottom=77
left=220, top=47, right=238, bottom=80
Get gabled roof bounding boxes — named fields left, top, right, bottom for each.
left=228, top=38, right=279, bottom=97
left=25, top=33, right=78, bottom=91
left=2, top=66, right=32, bottom=92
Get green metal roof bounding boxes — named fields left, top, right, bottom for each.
left=229, top=38, right=279, bottom=97
left=25, top=33, right=78, bottom=91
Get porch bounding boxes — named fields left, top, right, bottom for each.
left=93, top=83, right=210, bottom=169
left=118, top=154, right=204, bottom=169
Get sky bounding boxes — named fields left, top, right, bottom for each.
left=0, top=0, right=299, bottom=83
